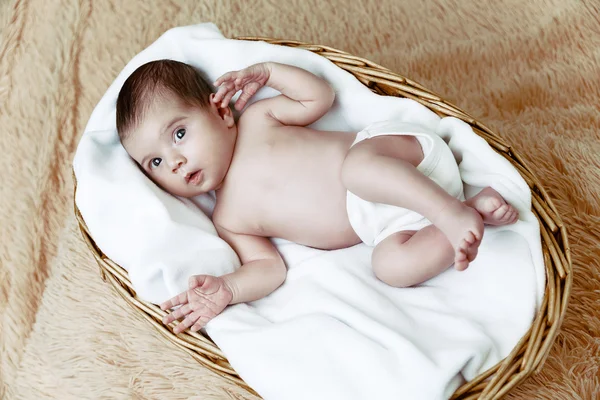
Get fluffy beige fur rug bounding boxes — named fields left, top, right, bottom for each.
left=1, top=0, right=599, bottom=398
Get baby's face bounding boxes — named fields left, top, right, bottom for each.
left=122, top=93, right=236, bottom=198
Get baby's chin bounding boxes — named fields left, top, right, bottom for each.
left=172, top=181, right=218, bottom=198
left=171, top=187, right=210, bottom=199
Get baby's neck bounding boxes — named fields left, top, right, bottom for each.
left=214, top=130, right=239, bottom=198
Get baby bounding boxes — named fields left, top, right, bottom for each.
left=116, top=60, right=518, bottom=334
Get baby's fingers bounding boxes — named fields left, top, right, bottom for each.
left=162, top=303, right=191, bottom=325
left=234, top=84, right=259, bottom=110
left=190, top=315, right=212, bottom=332
left=174, top=310, right=206, bottom=334
left=219, top=88, right=238, bottom=108
left=213, top=82, right=235, bottom=104
left=213, top=71, right=238, bottom=87
left=160, top=291, right=189, bottom=310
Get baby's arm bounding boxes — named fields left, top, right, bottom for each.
left=217, top=224, right=287, bottom=304
left=160, top=225, right=286, bottom=334
left=214, top=62, right=335, bottom=126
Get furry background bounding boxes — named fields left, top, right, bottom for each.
left=1, top=0, right=599, bottom=398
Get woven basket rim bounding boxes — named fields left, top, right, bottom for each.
left=73, top=36, right=572, bottom=400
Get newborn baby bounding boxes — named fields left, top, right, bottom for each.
left=116, top=60, right=518, bottom=333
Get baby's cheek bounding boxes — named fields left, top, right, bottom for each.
left=154, top=176, right=178, bottom=196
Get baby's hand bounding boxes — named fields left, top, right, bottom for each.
left=160, top=275, right=233, bottom=334
left=213, top=62, right=271, bottom=110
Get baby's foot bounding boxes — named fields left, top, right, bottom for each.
left=466, top=187, right=519, bottom=226
left=432, top=200, right=484, bottom=271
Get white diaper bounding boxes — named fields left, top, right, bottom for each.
left=347, top=120, right=465, bottom=247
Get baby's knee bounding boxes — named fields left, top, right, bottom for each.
left=371, top=248, right=415, bottom=288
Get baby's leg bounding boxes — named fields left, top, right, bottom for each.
left=372, top=187, right=520, bottom=285
left=372, top=225, right=455, bottom=288
left=342, top=135, right=483, bottom=271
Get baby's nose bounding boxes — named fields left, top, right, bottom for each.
left=169, top=156, right=186, bottom=172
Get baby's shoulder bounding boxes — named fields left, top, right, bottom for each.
left=236, top=104, right=287, bottom=144
left=238, top=100, right=282, bottom=130
left=212, top=196, right=237, bottom=231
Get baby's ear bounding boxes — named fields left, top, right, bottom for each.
left=221, top=106, right=235, bottom=128
left=212, top=97, right=235, bottom=126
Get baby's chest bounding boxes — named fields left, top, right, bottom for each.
left=217, top=160, right=342, bottom=233
left=220, top=164, right=320, bottom=212
left=242, top=136, right=340, bottom=191
left=217, top=130, right=351, bottom=231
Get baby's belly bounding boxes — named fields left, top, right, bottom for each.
left=242, top=130, right=361, bottom=249
left=260, top=191, right=361, bottom=250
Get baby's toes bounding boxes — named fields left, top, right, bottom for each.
left=467, top=241, right=480, bottom=262
left=484, top=196, right=503, bottom=213
left=456, top=246, right=468, bottom=260
left=454, top=249, right=469, bottom=271
left=500, top=207, right=513, bottom=223
left=507, top=206, right=518, bottom=219
left=456, top=238, right=469, bottom=256
left=492, top=204, right=509, bottom=220
left=468, top=249, right=478, bottom=262
left=504, top=208, right=515, bottom=222
left=464, top=231, right=477, bottom=246
left=455, top=261, right=469, bottom=271
left=499, top=209, right=514, bottom=223
left=510, top=208, right=519, bottom=224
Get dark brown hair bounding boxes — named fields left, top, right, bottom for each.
left=116, top=59, right=213, bottom=141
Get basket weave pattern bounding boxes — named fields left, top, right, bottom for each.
left=74, top=38, right=572, bottom=400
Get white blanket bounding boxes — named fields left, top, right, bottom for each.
left=73, top=23, right=545, bottom=400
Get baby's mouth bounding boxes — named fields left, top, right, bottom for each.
left=186, top=170, right=203, bottom=185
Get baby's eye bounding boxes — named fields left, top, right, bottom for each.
left=151, top=158, right=162, bottom=168
left=175, top=128, right=186, bottom=142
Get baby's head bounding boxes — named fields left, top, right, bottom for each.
left=116, top=59, right=237, bottom=198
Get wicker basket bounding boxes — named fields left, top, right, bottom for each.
left=73, top=37, right=572, bottom=399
